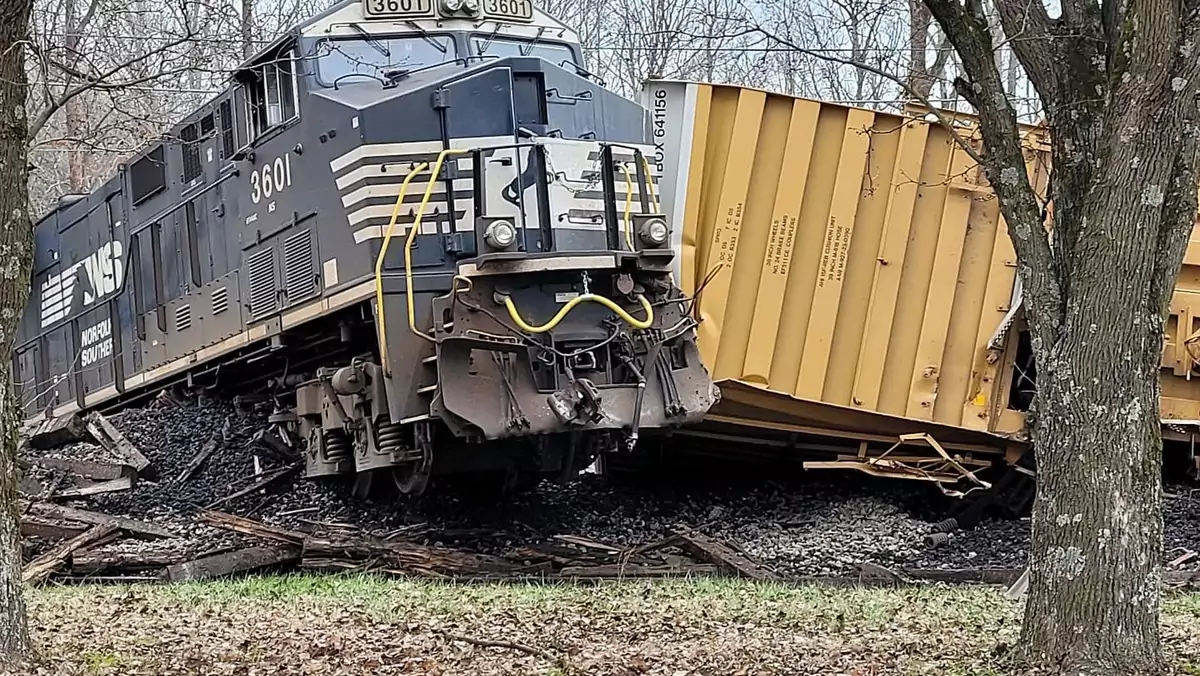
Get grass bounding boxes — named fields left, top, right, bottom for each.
left=20, top=575, right=1200, bottom=675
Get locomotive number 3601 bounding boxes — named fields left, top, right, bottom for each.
left=365, top=0, right=432, bottom=15
left=250, top=154, right=294, bottom=205
left=484, top=0, right=531, bottom=17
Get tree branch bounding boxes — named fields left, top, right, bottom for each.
left=1148, top=121, right=1200, bottom=325
left=1101, top=0, right=1126, bottom=55
left=922, top=0, right=1063, bottom=350
left=70, top=0, right=105, bottom=48
left=29, top=30, right=199, bottom=139
left=438, top=631, right=572, bottom=673
left=746, top=25, right=986, bottom=166
left=993, top=0, right=1073, bottom=105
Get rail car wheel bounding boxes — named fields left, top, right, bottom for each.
left=391, top=421, right=434, bottom=496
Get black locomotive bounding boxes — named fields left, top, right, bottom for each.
left=15, top=0, right=717, bottom=494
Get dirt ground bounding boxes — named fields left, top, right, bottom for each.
left=9, top=575, right=1200, bottom=675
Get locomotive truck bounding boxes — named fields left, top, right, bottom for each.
left=16, top=0, right=718, bottom=495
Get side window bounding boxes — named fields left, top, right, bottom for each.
left=241, top=49, right=299, bottom=142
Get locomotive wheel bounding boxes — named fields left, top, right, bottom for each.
left=391, top=461, right=432, bottom=495
left=351, top=471, right=374, bottom=501
left=392, top=421, right=434, bottom=496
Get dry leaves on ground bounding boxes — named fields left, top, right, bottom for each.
left=6, top=575, right=1200, bottom=675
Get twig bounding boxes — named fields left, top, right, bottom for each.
left=688, top=23, right=987, bottom=166
left=439, top=631, right=571, bottom=672
left=204, top=464, right=299, bottom=509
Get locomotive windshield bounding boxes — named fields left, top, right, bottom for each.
left=472, top=35, right=576, bottom=65
left=314, top=35, right=457, bottom=86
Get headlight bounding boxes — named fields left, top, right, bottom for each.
left=442, top=0, right=463, bottom=10
left=484, top=220, right=517, bottom=249
left=638, top=217, right=669, bottom=246
left=462, top=0, right=479, bottom=10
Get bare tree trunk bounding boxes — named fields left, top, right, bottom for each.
left=0, top=0, right=37, bottom=665
left=241, top=0, right=253, bottom=60
left=921, top=0, right=1200, bottom=672
left=1016, top=101, right=1197, bottom=672
left=63, top=0, right=87, bottom=191
left=906, top=0, right=933, bottom=98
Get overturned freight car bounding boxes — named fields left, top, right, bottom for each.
left=643, top=79, right=1200, bottom=491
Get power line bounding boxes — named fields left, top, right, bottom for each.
left=31, top=31, right=968, bottom=55
left=29, top=82, right=222, bottom=94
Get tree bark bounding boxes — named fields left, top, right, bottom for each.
left=906, top=0, right=933, bottom=98
left=240, top=0, right=254, bottom=61
left=63, top=0, right=87, bottom=192
left=0, top=0, right=37, bottom=664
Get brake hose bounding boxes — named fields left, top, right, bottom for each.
left=502, top=293, right=654, bottom=334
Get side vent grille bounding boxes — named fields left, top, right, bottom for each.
left=174, top=304, right=192, bottom=332
left=219, top=100, right=235, bottom=159
left=247, top=248, right=277, bottom=320
left=283, top=229, right=315, bottom=303
left=212, top=286, right=228, bottom=315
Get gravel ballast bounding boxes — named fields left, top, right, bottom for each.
left=19, top=400, right=1200, bottom=577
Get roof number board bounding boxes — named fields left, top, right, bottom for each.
left=363, top=0, right=435, bottom=19
left=483, top=0, right=533, bottom=21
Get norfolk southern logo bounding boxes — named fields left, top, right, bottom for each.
left=39, top=241, right=124, bottom=329
left=501, top=147, right=547, bottom=207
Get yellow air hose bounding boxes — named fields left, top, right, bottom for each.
left=503, top=292, right=654, bottom=334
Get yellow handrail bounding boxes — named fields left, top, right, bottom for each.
left=618, top=164, right=635, bottom=251
left=374, top=162, right=430, bottom=373
left=639, top=154, right=660, bottom=213
left=503, top=293, right=654, bottom=334
left=406, top=149, right=471, bottom=342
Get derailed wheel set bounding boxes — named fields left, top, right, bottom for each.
left=16, top=0, right=1200, bottom=503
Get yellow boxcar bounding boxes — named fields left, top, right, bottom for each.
left=644, top=80, right=1200, bottom=483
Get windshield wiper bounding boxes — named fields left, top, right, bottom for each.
left=520, top=27, right=546, bottom=56
left=405, top=21, right=447, bottom=53
left=348, top=22, right=390, bottom=58
left=478, top=23, right=502, bottom=55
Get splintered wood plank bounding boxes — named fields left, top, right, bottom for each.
left=204, top=465, right=299, bottom=509
left=559, top=564, right=720, bottom=578
left=551, top=535, right=623, bottom=554
left=20, top=516, right=88, bottom=541
left=29, top=457, right=132, bottom=481
left=175, top=438, right=219, bottom=485
left=72, top=551, right=185, bottom=575
left=165, top=545, right=302, bottom=582
left=673, top=530, right=778, bottom=581
left=28, top=503, right=174, bottom=540
left=25, top=412, right=88, bottom=450
left=86, top=412, right=151, bottom=472
left=55, top=477, right=135, bottom=499
left=198, top=511, right=305, bottom=545
left=23, top=523, right=119, bottom=584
